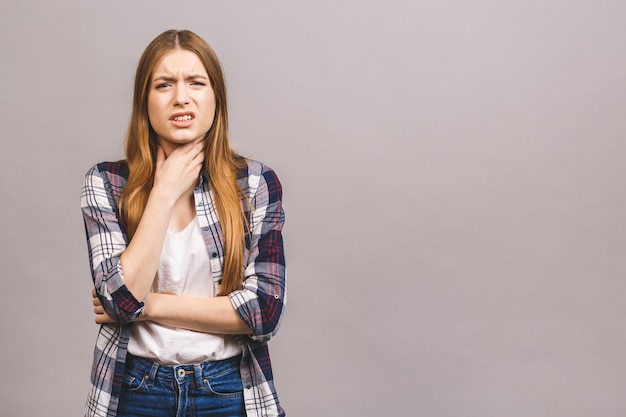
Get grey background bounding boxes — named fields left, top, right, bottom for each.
left=1, top=1, right=625, bottom=416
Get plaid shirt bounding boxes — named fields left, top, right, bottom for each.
left=81, top=159, right=286, bottom=417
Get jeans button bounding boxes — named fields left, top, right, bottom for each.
left=177, top=369, right=185, bottom=378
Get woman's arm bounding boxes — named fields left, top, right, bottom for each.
left=93, top=290, right=252, bottom=334
left=228, top=165, right=286, bottom=342
left=82, top=139, right=205, bottom=323
left=120, top=140, right=206, bottom=301
left=82, top=163, right=141, bottom=323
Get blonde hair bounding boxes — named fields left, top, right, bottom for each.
left=120, top=29, right=246, bottom=295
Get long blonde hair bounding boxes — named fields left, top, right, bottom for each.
left=120, top=29, right=246, bottom=295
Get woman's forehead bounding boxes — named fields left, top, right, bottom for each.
left=152, top=49, right=208, bottom=79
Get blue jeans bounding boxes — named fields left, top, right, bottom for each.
left=117, top=353, right=246, bottom=417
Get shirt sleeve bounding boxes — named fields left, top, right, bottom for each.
left=81, top=163, right=144, bottom=323
left=229, top=166, right=286, bottom=343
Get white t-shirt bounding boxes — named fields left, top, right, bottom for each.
left=128, top=217, right=242, bottom=364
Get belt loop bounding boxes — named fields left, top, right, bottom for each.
left=194, top=363, right=204, bottom=389
left=148, top=362, right=159, bottom=387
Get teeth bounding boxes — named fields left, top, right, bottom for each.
left=173, top=115, right=192, bottom=121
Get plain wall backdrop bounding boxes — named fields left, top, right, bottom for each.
left=1, top=1, right=625, bottom=416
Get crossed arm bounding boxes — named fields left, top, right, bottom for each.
left=92, top=289, right=251, bottom=334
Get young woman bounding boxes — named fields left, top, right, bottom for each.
left=81, top=29, right=286, bottom=417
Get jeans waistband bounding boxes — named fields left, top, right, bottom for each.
left=125, top=352, right=242, bottom=382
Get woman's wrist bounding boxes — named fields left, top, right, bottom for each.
left=138, top=293, right=153, bottom=321
left=149, top=184, right=178, bottom=208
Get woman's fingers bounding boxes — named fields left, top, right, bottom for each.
left=92, top=288, right=106, bottom=318
left=153, top=138, right=206, bottom=200
left=92, top=290, right=114, bottom=324
left=191, top=139, right=206, bottom=161
left=93, top=289, right=101, bottom=306
left=95, top=311, right=114, bottom=324
left=93, top=290, right=104, bottom=312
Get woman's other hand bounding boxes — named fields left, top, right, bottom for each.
left=92, top=288, right=115, bottom=324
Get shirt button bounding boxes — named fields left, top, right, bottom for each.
left=202, top=226, right=209, bottom=231
left=246, top=385, right=252, bottom=389
left=211, top=252, right=218, bottom=258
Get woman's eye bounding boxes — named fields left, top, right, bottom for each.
left=156, top=83, right=170, bottom=89
left=191, top=81, right=206, bottom=86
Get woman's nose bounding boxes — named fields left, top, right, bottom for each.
left=174, top=85, right=190, bottom=106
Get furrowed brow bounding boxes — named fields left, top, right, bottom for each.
left=152, top=75, right=176, bottom=83
left=152, top=74, right=208, bottom=83
left=186, top=74, right=209, bottom=80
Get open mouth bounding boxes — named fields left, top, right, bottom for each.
left=172, top=114, right=193, bottom=121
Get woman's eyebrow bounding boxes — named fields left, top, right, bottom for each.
left=152, top=74, right=209, bottom=82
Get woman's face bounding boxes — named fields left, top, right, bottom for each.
left=147, top=48, right=216, bottom=154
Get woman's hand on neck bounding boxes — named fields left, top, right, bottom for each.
left=152, top=136, right=206, bottom=207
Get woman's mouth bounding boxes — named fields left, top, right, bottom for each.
left=170, top=113, right=195, bottom=127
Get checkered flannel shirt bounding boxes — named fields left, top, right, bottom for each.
left=81, top=159, right=286, bottom=417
